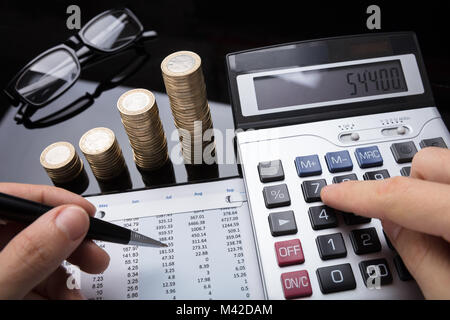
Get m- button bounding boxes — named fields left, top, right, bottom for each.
left=281, top=270, right=312, bottom=299
left=275, top=239, right=305, bottom=267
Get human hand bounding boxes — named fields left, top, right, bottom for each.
left=0, top=183, right=110, bottom=299
left=320, top=147, right=450, bottom=299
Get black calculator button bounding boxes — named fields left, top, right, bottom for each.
left=332, top=173, right=358, bottom=184
left=340, top=211, right=371, bottom=225
left=391, top=141, right=418, bottom=163
left=400, top=167, right=411, bottom=177
left=394, top=255, right=413, bottom=281
left=302, top=179, right=327, bottom=203
left=363, top=169, right=390, bottom=181
left=316, top=263, right=356, bottom=294
left=263, top=184, right=291, bottom=208
left=383, top=230, right=395, bottom=251
left=258, top=160, right=285, bottom=183
left=349, top=227, right=381, bottom=255
left=359, top=258, right=393, bottom=287
left=308, top=205, right=338, bottom=230
left=420, top=137, right=447, bottom=149
left=316, top=233, right=347, bottom=260
left=268, top=211, right=297, bottom=236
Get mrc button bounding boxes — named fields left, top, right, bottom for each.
left=295, top=155, right=322, bottom=177
left=281, top=270, right=312, bottom=299
left=354, top=146, right=383, bottom=168
left=275, top=239, right=304, bottom=267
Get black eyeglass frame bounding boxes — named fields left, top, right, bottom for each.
left=4, top=8, right=156, bottom=113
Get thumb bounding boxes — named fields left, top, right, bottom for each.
left=382, top=219, right=450, bottom=299
left=0, top=205, right=90, bottom=299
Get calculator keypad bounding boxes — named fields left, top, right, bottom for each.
left=341, top=212, right=371, bottom=225
left=281, top=270, right=312, bottom=299
left=263, top=184, right=291, bottom=208
left=316, top=233, right=347, bottom=260
left=400, top=166, right=411, bottom=177
left=359, top=258, right=393, bottom=287
left=302, top=179, right=327, bottom=203
left=308, top=205, right=338, bottom=230
left=275, top=239, right=304, bottom=267
left=349, top=227, right=382, bottom=255
left=355, top=146, right=383, bottom=168
left=295, top=155, right=322, bottom=177
left=363, top=169, right=390, bottom=181
left=316, top=263, right=356, bottom=294
left=332, top=173, right=358, bottom=183
left=420, top=137, right=447, bottom=149
left=258, top=160, right=285, bottom=182
left=249, top=134, right=446, bottom=299
left=268, top=211, right=297, bottom=236
left=391, top=141, right=418, bottom=163
left=324, top=151, right=353, bottom=173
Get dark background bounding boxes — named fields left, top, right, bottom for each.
left=0, top=0, right=449, bottom=194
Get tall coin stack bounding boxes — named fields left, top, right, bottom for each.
left=79, top=127, right=126, bottom=181
left=161, top=51, right=214, bottom=164
left=40, top=141, right=84, bottom=184
left=117, top=89, right=168, bottom=171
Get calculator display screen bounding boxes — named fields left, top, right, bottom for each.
left=254, top=60, right=408, bottom=111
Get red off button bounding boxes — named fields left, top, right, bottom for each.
left=275, top=239, right=304, bottom=267
left=281, top=270, right=312, bottom=299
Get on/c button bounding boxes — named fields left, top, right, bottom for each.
left=281, top=270, right=312, bottom=299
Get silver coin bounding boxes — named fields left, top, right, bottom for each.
left=167, top=54, right=195, bottom=73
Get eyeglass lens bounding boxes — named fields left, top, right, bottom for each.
left=15, top=49, right=79, bottom=106
left=82, top=10, right=141, bottom=51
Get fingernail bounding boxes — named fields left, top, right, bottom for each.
left=55, top=206, right=89, bottom=241
left=382, top=219, right=402, bottom=242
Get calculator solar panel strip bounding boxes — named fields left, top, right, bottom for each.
left=226, top=32, right=450, bottom=300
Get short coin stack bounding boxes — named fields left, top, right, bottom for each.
left=79, top=127, right=126, bottom=181
left=161, top=51, right=214, bottom=164
left=40, top=141, right=84, bottom=184
left=117, top=89, right=168, bottom=171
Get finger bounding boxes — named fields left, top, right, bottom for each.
left=0, top=183, right=96, bottom=216
left=410, top=147, right=450, bottom=184
left=67, top=240, right=110, bottom=274
left=0, top=205, right=89, bottom=299
left=383, top=220, right=450, bottom=299
left=34, top=266, right=86, bottom=300
left=320, top=177, right=450, bottom=241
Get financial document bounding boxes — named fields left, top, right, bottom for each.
left=66, top=178, right=265, bottom=299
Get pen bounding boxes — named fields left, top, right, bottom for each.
left=0, top=192, right=167, bottom=248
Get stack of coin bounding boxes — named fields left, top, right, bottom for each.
left=117, top=89, right=168, bottom=171
left=79, top=127, right=126, bottom=181
left=40, top=142, right=84, bottom=184
left=161, top=51, right=214, bottom=164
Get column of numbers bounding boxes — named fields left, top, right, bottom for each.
left=189, top=212, right=212, bottom=298
left=156, top=214, right=176, bottom=299
left=122, top=218, right=140, bottom=299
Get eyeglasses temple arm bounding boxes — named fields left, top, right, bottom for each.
left=142, top=30, right=158, bottom=41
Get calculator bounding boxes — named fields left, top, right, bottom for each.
left=226, top=32, right=450, bottom=299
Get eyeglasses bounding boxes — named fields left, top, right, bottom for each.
left=4, top=8, right=157, bottom=123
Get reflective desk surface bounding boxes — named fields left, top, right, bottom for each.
left=1, top=2, right=449, bottom=196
